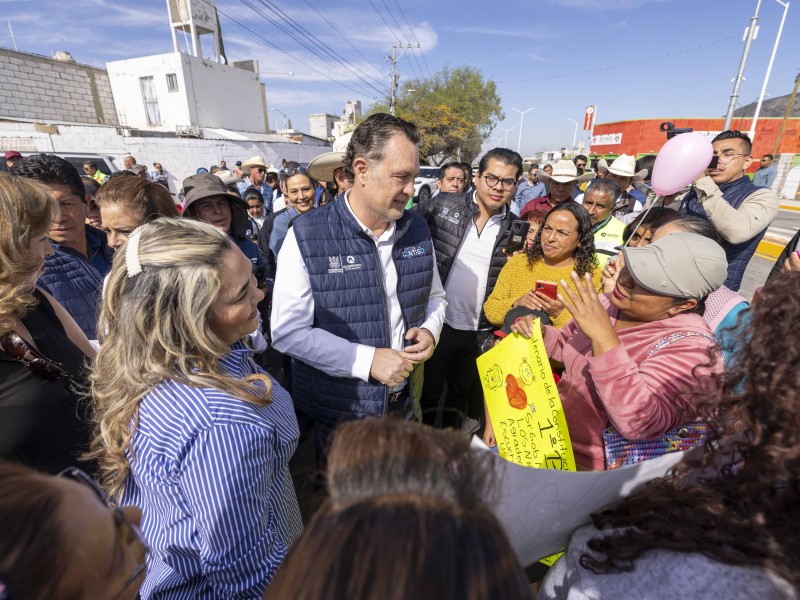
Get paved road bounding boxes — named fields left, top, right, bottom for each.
left=739, top=208, right=799, bottom=300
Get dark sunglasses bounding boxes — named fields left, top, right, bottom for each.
left=57, top=468, right=150, bottom=600
left=0, top=333, right=68, bottom=382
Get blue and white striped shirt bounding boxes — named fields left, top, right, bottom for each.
left=121, top=342, right=302, bottom=599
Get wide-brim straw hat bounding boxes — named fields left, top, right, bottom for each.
left=216, top=169, right=243, bottom=185
left=535, top=159, right=594, bottom=184
left=597, top=154, right=647, bottom=181
left=240, top=155, right=268, bottom=171
left=308, top=151, right=346, bottom=183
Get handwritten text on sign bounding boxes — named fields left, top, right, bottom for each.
left=477, top=323, right=575, bottom=471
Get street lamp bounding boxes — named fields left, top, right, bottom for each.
left=262, top=71, right=295, bottom=76
left=271, top=107, right=290, bottom=129
left=567, top=118, right=579, bottom=156
left=499, top=126, right=515, bottom=148
left=749, top=0, right=790, bottom=142
left=511, top=107, right=535, bottom=154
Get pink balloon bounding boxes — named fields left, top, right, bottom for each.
left=650, top=132, right=713, bottom=196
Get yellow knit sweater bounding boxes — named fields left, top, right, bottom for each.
left=483, top=254, right=603, bottom=329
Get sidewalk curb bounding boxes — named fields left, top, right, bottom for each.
left=756, top=239, right=784, bottom=260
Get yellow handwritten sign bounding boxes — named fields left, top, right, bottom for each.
left=476, top=321, right=576, bottom=471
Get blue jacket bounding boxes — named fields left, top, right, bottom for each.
left=290, top=199, right=434, bottom=428
left=38, top=226, right=113, bottom=339
left=681, top=176, right=766, bottom=291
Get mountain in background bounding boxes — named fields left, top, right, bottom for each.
left=732, top=91, right=800, bottom=118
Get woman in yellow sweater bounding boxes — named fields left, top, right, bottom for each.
left=484, top=203, right=601, bottom=329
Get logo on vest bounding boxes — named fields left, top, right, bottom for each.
left=327, top=254, right=363, bottom=273
left=401, top=245, right=426, bottom=259
left=438, top=206, right=460, bottom=225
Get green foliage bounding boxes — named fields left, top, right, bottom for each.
left=366, top=65, right=504, bottom=165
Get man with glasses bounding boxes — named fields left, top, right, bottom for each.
left=679, top=130, right=779, bottom=291
left=753, top=153, right=778, bottom=189
left=238, top=155, right=274, bottom=213
left=415, top=147, right=520, bottom=433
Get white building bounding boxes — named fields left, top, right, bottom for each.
left=309, top=113, right=337, bottom=140
left=107, top=52, right=269, bottom=135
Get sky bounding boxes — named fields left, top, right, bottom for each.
left=2, top=0, right=799, bottom=157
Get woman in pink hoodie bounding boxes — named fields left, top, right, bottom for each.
left=512, top=232, right=728, bottom=470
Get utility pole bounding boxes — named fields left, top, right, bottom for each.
left=773, top=72, right=800, bottom=154
left=724, top=0, right=762, bottom=130
left=749, top=0, right=790, bottom=142
left=388, top=42, right=419, bottom=116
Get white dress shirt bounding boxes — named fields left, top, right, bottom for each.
left=271, top=194, right=446, bottom=383
left=443, top=204, right=506, bottom=330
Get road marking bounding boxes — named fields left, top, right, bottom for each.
left=780, top=204, right=800, bottom=212
left=755, top=239, right=785, bottom=260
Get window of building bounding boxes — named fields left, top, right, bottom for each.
left=139, top=76, right=161, bottom=126
left=166, top=73, right=178, bottom=93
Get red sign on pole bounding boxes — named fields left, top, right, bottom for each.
left=583, top=105, right=595, bottom=131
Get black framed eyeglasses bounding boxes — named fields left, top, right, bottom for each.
left=0, top=333, right=69, bottom=382
left=57, top=468, right=149, bottom=600
left=482, top=173, right=517, bottom=191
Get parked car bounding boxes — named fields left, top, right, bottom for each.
left=413, top=166, right=440, bottom=203
left=20, top=152, right=119, bottom=177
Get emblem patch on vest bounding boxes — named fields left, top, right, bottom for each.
left=438, top=206, right=460, bottom=225
left=401, top=245, right=426, bottom=259
left=327, top=254, right=363, bottom=273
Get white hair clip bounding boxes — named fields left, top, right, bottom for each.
left=125, top=227, right=144, bottom=277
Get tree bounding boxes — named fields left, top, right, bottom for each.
left=367, top=65, right=504, bottom=165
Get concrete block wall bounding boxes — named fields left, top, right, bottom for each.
left=0, top=123, right=330, bottom=194
left=0, top=49, right=118, bottom=126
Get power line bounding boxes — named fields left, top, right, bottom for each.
left=250, top=0, right=387, bottom=92
left=245, top=0, right=387, bottom=95
left=301, top=0, right=387, bottom=82
left=379, top=0, right=422, bottom=80
left=391, top=0, right=432, bottom=80
left=213, top=2, right=381, bottom=99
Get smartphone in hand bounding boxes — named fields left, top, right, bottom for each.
left=535, top=280, right=558, bottom=300
left=505, top=220, right=530, bottom=255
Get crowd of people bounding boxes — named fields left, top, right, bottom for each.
left=0, top=112, right=797, bottom=599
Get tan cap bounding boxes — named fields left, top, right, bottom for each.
left=622, top=232, right=727, bottom=299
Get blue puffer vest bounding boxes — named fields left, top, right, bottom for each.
left=681, top=176, right=766, bottom=292
left=38, top=246, right=104, bottom=339
left=291, top=199, right=434, bottom=428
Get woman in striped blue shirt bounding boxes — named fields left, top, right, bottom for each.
left=88, top=218, right=302, bottom=599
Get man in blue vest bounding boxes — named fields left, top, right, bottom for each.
left=270, top=113, right=447, bottom=459
left=680, top=130, right=779, bottom=291
left=14, top=153, right=113, bottom=339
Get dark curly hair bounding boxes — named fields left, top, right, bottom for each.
left=526, top=202, right=597, bottom=277
left=581, top=272, right=800, bottom=586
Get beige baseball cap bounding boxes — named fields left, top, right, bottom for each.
left=622, top=232, right=727, bottom=299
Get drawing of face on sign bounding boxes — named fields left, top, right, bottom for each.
left=519, top=358, right=535, bottom=386
left=485, top=364, right=504, bottom=390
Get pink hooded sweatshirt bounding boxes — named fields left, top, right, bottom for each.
left=544, top=295, right=722, bottom=470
